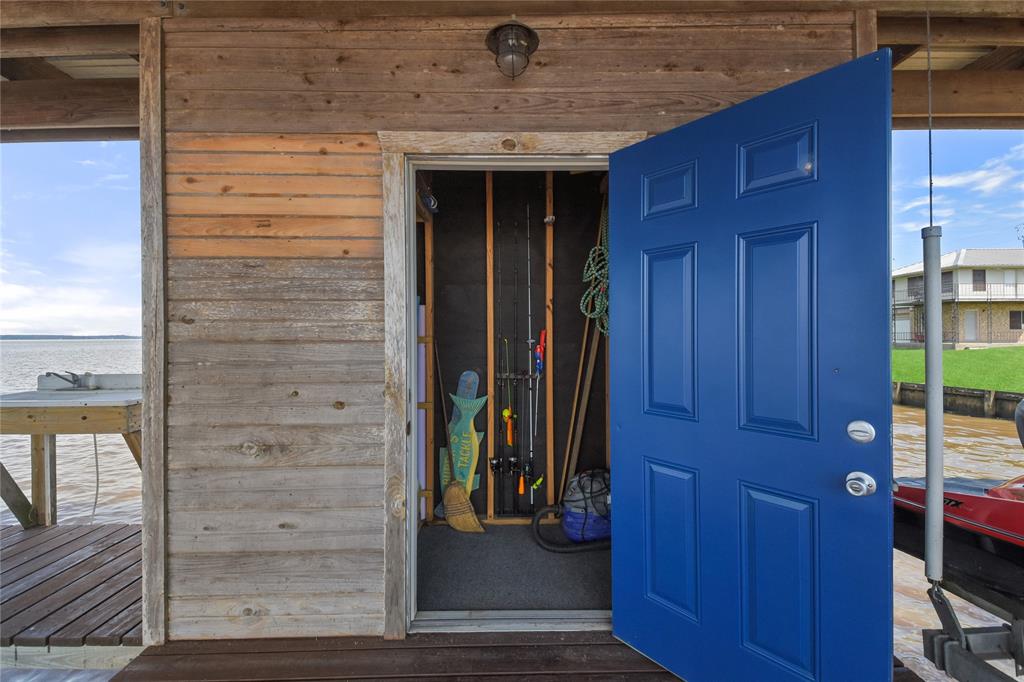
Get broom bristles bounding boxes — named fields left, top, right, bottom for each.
left=443, top=482, right=484, bottom=533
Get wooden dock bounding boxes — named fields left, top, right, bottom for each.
left=1, top=524, right=142, bottom=647
left=117, top=632, right=924, bottom=681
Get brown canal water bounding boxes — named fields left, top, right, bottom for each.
left=1, top=342, right=1021, bottom=676
left=892, top=405, right=1023, bottom=680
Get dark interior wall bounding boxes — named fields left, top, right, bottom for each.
left=425, top=169, right=606, bottom=516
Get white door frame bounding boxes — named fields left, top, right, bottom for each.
left=378, top=131, right=645, bottom=638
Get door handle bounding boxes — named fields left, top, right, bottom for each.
left=846, top=420, right=876, bottom=444
left=845, top=472, right=877, bottom=497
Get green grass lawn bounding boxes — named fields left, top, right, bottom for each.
left=892, top=346, right=1024, bottom=393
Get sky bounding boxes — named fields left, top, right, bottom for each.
left=0, top=131, right=1022, bottom=335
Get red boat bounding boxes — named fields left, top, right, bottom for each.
left=893, top=475, right=1024, bottom=549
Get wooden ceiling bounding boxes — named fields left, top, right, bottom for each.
left=1, top=1, right=1022, bottom=141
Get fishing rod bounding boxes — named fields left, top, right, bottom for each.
left=510, top=219, right=520, bottom=515
left=491, top=221, right=505, bottom=516
left=524, top=202, right=537, bottom=513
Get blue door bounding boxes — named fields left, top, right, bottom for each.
left=609, top=52, right=892, bottom=681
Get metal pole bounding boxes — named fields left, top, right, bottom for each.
left=922, top=224, right=944, bottom=582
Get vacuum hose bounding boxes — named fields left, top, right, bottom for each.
left=531, top=505, right=610, bottom=553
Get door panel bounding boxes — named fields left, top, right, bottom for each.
left=610, top=52, right=893, bottom=681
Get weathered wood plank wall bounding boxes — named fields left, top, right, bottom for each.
left=159, top=10, right=857, bottom=639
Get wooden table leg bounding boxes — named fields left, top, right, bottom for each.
left=122, top=431, right=142, bottom=469
left=30, top=434, right=57, bottom=526
left=1, top=462, right=37, bottom=528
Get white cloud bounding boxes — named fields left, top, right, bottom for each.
left=922, top=144, right=1023, bottom=195
left=0, top=281, right=140, bottom=336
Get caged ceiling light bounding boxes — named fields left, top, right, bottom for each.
left=485, top=20, right=540, bottom=79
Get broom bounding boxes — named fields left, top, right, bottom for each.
left=435, top=345, right=484, bottom=533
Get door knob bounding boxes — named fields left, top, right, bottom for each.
left=845, top=472, right=877, bottom=497
left=846, top=420, right=876, bottom=443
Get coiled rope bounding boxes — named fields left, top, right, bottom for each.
left=580, top=198, right=610, bottom=335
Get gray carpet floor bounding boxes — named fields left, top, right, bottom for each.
left=416, top=524, right=611, bottom=611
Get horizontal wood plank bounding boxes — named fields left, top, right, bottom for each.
left=166, top=173, right=382, bottom=197
left=0, top=78, right=138, bottom=130
left=0, top=405, right=140, bottom=435
left=168, top=237, right=383, bottom=259
left=893, top=70, right=1024, bottom=118
left=167, top=550, right=385, bottom=596
left=169, top=319, right=383, bottom=342
left=169, top=276, right=383, bottom=300
left=167, top=194, right=383, bottom=217
left=166, top=152, right=382, bottom=176
left=168, top=508, right=384, bottom=553
left=162, top=12, right=857, bottom=33
left=168, top=592, right=382, bottom=619
left=168, top=612, right=384, bottom=640
left=169, top=300, right=383, bottom=323
left=167, top=362, right=383, bottom=385
left=168, top=257, right=383, bottom=279
left=167, top=216, right=382, bottom=238
left=166, top=132, right=380, bottom=153
left=0, top=25, right=140, bottom=58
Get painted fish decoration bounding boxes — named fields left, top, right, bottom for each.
left=444, top=393, right=487, bottom=494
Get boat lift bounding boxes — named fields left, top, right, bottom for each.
left=916, top=15, right=1024, bottom=679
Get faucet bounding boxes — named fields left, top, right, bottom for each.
left=45, top=371, right=81, bottom=388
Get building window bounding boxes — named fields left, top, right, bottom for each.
left=973, top=269, right=986, bottom=292
left=908, top=275, right=923, bottom=299
left=1011, top=310, right=1023, bottom=331
left=942, top=271, right=953, bottom=294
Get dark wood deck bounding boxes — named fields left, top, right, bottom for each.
left=117, top=632, right=675, bottom=680
left=0, top=524, right=142, bottom=647
left=117, top=632, right=925, bottom=681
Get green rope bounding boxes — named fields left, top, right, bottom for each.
left=580, top=198, right=609, bottom=336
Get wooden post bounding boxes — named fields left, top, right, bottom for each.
left=1, top=462, right=36, bottom=529
left=30, top=433, right=57, bottom=526
left=424, top=217, right=436, bottom=522
left=122, top=430, right=143, bottom=469
left=139, top=15, right=167, bottom=647
left=485, top=171, right=495, bottom=520
left=544, top=171, right=555, bottom=509
left=854, top=9, right=878, bottom=57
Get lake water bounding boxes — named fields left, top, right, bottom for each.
left=0, top=339, right=142, bottom=526
left=0, top=340, right=1020, bottom=678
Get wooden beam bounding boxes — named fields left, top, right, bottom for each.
left=544, top=171, right=555, bottom=510
left=890, top=44, right=921, bottom=66
left=1, top=25, right=140, bottom=58
left=855, top=9, right=878, bottom=57
left=893, top=116, right=1023, bottom=129
left=878, top=17, right=1024, bottom=46
left=893, top=70, right=1024, bottom=118
left=30, top=434, right=57, bottom=527
left=963, top=46, right=1024, bottom=70
left=1, top=126, right=138, bottom=142
left=485, top=170, right=495, bottom=521
left=0, top=77, right=139, bottom=129
left=1, top=1, right=171, bottom=28
left=423, top=217, right=435, bottom=523
left=1, top=463, right=37, bottom=529
left=139, top=15, right=167, bottom=648
left=123, top=431, right=143, bottom=468
left=0, top=56, right=72, bottom=80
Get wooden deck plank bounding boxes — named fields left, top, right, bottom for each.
left=1, top=525, right=125, bottom=580
left=1, top=524, right=142, bottom=649
left=1, top=525, right=26, bottom=540
left=48, top=578, right=143, bottom=647
left=118, top=640, right=667, bottom=680
left=1, top=525, right=135, bottom=598
left=0, top=525, right=97, bottom=568
left=84, top=598, right=142, bottom=646
left=0, top=522, right=79, bottom=557
left=1, top=531, right=141, bottom=622
left=3, top=548, right=141, bottom=646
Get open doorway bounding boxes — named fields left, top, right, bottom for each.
left=408, top=164, right=613, bottom=626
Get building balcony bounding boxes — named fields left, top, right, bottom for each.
left=892, top=282, right=1024, bottom=306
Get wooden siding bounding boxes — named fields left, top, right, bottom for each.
left=163, top=126, right=386, bottom=639
left=159, top=11, right=855, bottom=640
